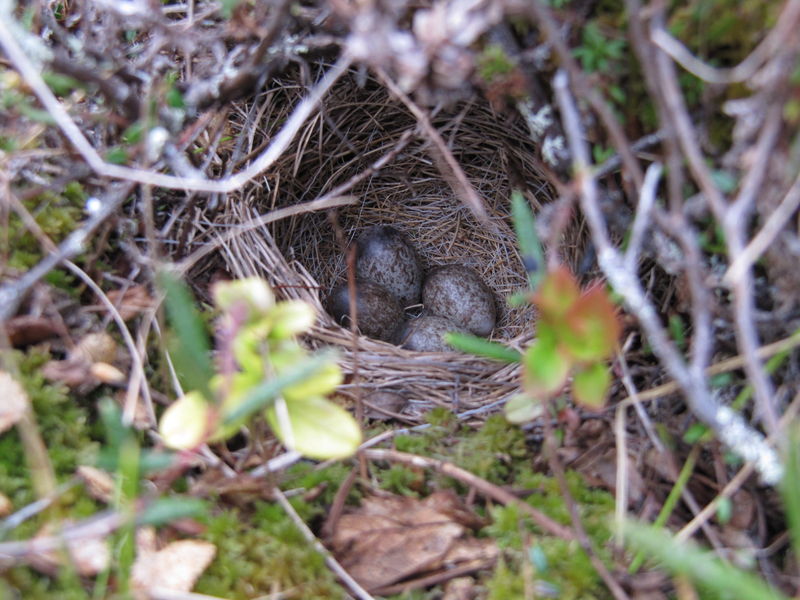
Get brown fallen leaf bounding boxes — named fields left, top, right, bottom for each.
left=43, top=331, right=126, bottom=392
left=28, top=521, right=110, bottom=577
left=0, top=371, right=29, bottom=434
left=0, top=492, right=12, bottom=517
left=76, top=466, right=115, bottom=504
left=105, top=286, right=155, bottom=321
left=71, top=332, right=118, bottom=364
left=42, top=356, right=94, bottom=390
left=131, top=527, right=216, bottom=600
left=443, top=576, right=479, bottom=600
left=327, top=489, right=494, bottom=591
left=4, top=314, right=63, bottom=347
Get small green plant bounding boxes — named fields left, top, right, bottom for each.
left=157, top=274, right=361, bottom=460
left=572, top=22, right=626, bottom=73
left=447, top=192, right=621, bottom=424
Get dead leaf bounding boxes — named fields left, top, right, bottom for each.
left=29, top=521, right=110, bottom=577
left=42, top=357, right=94, bottom=389
left=76, top=466, right=115, bottom=504
left=106, top=286, right=155, bottom=321
left=89, top=362, right=126, bottom=385
left=71, top=332, right=118, bottom=364
left=43, top=332, right=126, bottom=392
left=443, top=577, right=479, bottom=600
left=328, top=489, right=494, bottom=591
left=0, top=492, right=12, bottom=517
left=0, top=371, right=29, bottom=433
left=4, top=315, right=62, bottom=347
left=131, top=527, right=216, bottom=600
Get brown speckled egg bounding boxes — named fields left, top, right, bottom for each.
left=398, top=315, right=467, bottom=352
left=364, top=390, right=408, bottom=420
left=422, top=265, right=496, bottom=336
left=355, top=225, right=422, bottom=308
left=327, top=281, right=404, bottom=342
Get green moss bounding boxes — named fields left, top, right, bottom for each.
left=0, top=349, right=99, bottom=513
left=1, top=350, right=103, bottom=599
left=195, top=503, right=347, bottom=599
left=477, top=44, right=518, bottom=83
left=6, top=189, right=83, bottom=272
left=451, top=415, right=528, bottom=484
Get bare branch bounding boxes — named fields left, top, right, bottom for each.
left=0, top=13, right=351, bottom=193
left=724, top=172, right=800, bottom=285
left=553, top=69, right=783, bottom=484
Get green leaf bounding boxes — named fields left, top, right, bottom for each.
left=223, top=350, right=338, bottom=425
left=571, top=362, right=610, bottom=408
left=716, top=497, right=732, bottom=525
left=212, top=277, right=275, bottom=319
left=265, top=396, right=362, bottom=459
left=511, top=190, right=545, bottom=290
left=623, top=522, right=788, bottom=600
left=268, top=300, right=317, bottom=340
left=523, top=335, right=570, bottom=397
left=138, top=497, right=207, bottom=526
left=158, top=270, right=213, bottom=403
left=159, top=391, right=212, bottom=450
left=682, top=422, right=710, bottom=444
left=445, top=332, right=521, bottom=363
left=504, top=394, right=544, bottom=424
left=105, top=147, right=128, bottom=165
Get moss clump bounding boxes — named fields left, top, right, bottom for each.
left=482, top=472, right=615, bottom=600
left=1, top=349, right=102, bottom=599
left=5, top=188, right=85, bottom=272
left=451, top=415, right=528, bottom=484
left=0, top=349, right=99, bottom=512
left=195, top=503, right=347, bottom=599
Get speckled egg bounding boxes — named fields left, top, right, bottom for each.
left=355, top=225, right=422, bottom=308
left=397, top=315, right=467, bottom=352
left=327, top=281, right=404, bottom=342
left=422, top=265, right=496, bottom=336
left=364, top=390, right=408, bottom=420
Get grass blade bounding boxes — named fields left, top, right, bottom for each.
left=445, top=332, right=521, bottom=363
left=511, top=190, right=545, bottom=290
left=158, top=269, right=213, bottom=402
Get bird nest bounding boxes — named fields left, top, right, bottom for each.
left=200, top=69, right=572, bottom=421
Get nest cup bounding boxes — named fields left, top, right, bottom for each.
left=209, top=71, right=563, bottom=420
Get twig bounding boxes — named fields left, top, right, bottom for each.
left=519, top=0, right=644, bottom=191
left=649, top=0, right=800, bottom=85
left=553, top=69, right=783, bottom=485
left=361, top=448, right=576, bottom=540
left=273, top=486, right=375, bottom=600
left=175, top=194, right=359, bottom=274
left=724, top=172, right=800, bottom=285
left=374, top=67, right=492, bottom=227
left=0, top=13, right=351, bottom=193
left=0, top=510, right=123, bottom=564
left=677, top=390, right=800, bottom=543
left=540, top=403, right=630, bottom=600
left=63, top=261, right=155, bottom=427
left=624, top=162, right=663, bottom=271
left=616, top=327, right=800, bottom=408
left=0, top=184, right=134, bottom=321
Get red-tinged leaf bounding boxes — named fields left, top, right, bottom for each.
left=533, top=266, right=581, bottom=322
left=523, top=336, right=570, bottom=397
left=560, top=283, right=620, bottom=362
left=572, top=362, right=611, bottom=408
